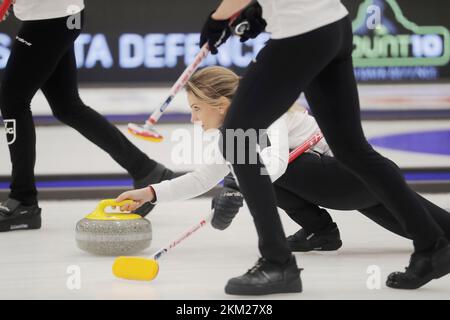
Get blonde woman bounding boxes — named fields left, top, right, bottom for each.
left=116, top=66, right=450, bottom=295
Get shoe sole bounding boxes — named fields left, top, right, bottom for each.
left=387, top=247, right=450, bottom=289
left=224, top=277, right=302, bottom=296
left=289, top=240, right=343, bottom=252
left=0, top=214, right=41, bottom=232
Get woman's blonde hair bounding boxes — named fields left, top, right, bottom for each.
left=186, top=65, right=307, bottom=114
left=185, top=66, right=240, bottom=107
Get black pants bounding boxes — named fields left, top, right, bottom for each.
left=221, top=16, right=443, bottom=264
left=274, top=153, right=450, bottom=241
left=0, top=13, right=155, bottom=205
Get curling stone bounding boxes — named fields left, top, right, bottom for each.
left=75, top=199, right=152, bottom=256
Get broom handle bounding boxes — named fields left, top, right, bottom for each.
left=145, top=10, right=249, bottom=126
left=152, top=214, right=211, bottom=260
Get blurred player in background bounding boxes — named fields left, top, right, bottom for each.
left=0, top=0, right=172, bottom=232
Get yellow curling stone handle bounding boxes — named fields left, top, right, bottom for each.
left=86, top=199, right=143, bottom=221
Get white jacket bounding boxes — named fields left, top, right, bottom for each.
left=14, top=0, right=84, bottom=21
left=152, top=110, right=331, bottom=203
left=259, top=0, right=348, bottom=39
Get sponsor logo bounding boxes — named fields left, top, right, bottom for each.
left=15, top=36, right=32, bottom=47
left=352, top=0, right=450, bottom=68
left=4, top=119, right=16, bottom=145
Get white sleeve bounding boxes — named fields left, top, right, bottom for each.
left=151, top=163, right=230, bottom=203
left=151, top=117, right=289, bottom=202
left=259, top=116, right=290, bottom=182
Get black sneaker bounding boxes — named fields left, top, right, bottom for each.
left=287, top=222, right=342, bottom=252
left=0, top=198, right=42, bottom=232
left=132, top=163, right=174, bottom=217
left=386, top=238, right=450, bottom=289
left=224, top=255, right=303, bottom=295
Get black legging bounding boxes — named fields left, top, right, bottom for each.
left=221, top=16, right=444, bottom=264
left=274, top=153, right=450, bottom=241
left=0, top=12, right=155, bottom=205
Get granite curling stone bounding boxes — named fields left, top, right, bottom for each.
left=75, top=199, right=152, bottom=256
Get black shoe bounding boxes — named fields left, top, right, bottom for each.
left=287, top=222, right=342, bottom=252
left=224, top=255, right=303, bottom=295
left=386, top=238, right=450, bottom=289
left=0, top=198, right=42, bottom=232
left=132, top=163, right=174, bottom=217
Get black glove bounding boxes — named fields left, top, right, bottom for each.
left=230, top=1, right=267, bottom=42
left=200, top=11, right=231, bottom=55
left=211, top=173, right=244, bottom=230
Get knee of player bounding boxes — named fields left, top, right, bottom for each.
left=331, top=144, right=375, bottom=164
